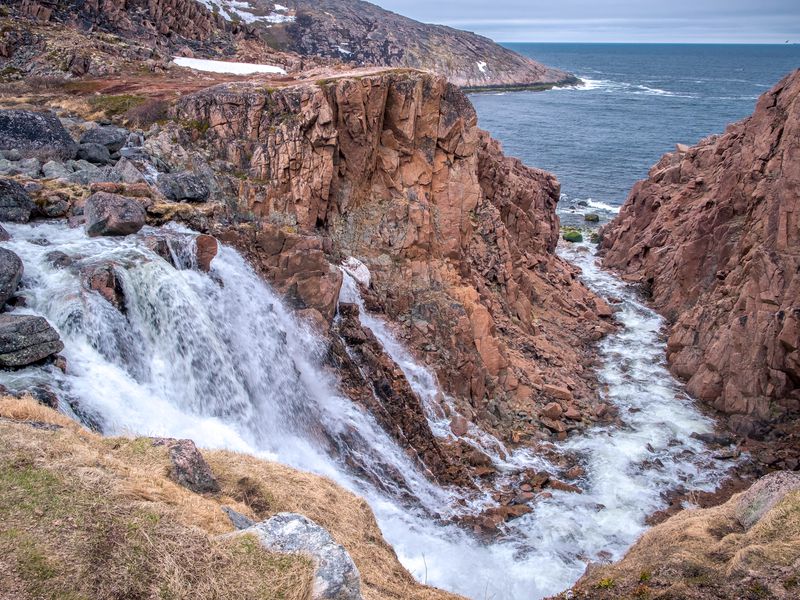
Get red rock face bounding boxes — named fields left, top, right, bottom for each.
left=601, top=69, right=800, bottom=433
left=177, top=71, right=612, bottom=441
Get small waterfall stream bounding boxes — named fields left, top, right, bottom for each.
left=1, top=222, right=731, bottom=600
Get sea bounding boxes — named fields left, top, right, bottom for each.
left=470, top=43, right=800, bottom=224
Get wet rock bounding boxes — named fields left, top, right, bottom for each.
left=83, top=263, right=125, bottom=311
left=27, top=385, right=59, bottom=409
left=157, top=172, right=209, bottom=202
left=548, top=479, right=583, bottom=494
left=450, top=415, right=469, bottom=437
left=195, top=234, right=217, bottom=272
left=45, top=251, right=73, bottom=269
left=152, top=438, right=220, bottom=494
left=84, top=192, right=145, bottom=237
left=0, top=247, right=23, bottom=306
left=80, top=126, right=129, bottom=153
left=253, top=512, right=362, bottom=600
left=76, top=142, right=112, bottom=165
left=0, top=224, right=10, bottom=241
left=584, top=213, right=600, bottom=222
left=0, top=314, right=64, bottom=367
left=0, top=178, right=35, bottom=222
left=541, top=402, right=563, bottom=420
left=0, top=110, right=77, bottom=160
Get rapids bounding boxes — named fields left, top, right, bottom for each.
left=1, top=222, right=731, bottom=599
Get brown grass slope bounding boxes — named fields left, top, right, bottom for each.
left=0, top=395, right=461, bottom=600
left=557, top=473, right=800, bottom=600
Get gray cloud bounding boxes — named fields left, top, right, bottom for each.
left=375, top=1, right=800, bottom=42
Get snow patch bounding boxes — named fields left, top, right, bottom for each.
left=172, top=57, right=287, bottom=75
left=273, top=3, right=288, bottom=10
left=476, top=61, right=488, bottom=74
left=341, top=257, right=371, bottom=288
left=196, top=0, right=295, bottom=25
left=337, top=45, right=353, bottom=56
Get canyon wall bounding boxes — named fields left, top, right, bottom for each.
left=174, top=71, right=612, bottom=441
left=601, top=69, right=800, bottom=435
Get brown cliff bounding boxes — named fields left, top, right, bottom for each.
left=601, top=69, right=800, bottom=439
left=174, top=70, right=612, bottom=443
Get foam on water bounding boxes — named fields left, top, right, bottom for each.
left=0, top=222, right=730, bottom=599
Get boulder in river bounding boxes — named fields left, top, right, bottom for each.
left=157, top=172, right=210, bottom=202
left=253, top=512, right=362, bottom=600
left=0, top=110, right=77, bottom=160
left=0, top=247, right=23, bottom=306
left=0, top=178, right=35, bottom=222
left=0, top=314, right=64, bottom=368
left=195, top=234, right=217, bottom=272
left=84, top=191, right=145, bottom=237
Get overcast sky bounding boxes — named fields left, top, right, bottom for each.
left=375, top=1, right=800, bottom=43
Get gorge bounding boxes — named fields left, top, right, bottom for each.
left=0, top=2, right=798, bottom=600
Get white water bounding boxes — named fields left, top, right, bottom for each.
left=1, top=223, right=731, bottom=599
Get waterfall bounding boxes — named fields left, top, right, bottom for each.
left=1, top=222, right=732, bottom=600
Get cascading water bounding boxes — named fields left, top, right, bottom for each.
left=1, top=221, right=732, bottom=600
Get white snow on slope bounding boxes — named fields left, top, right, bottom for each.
left=196, top=0, right=295, bottom=25
left=476, top=61, right=488, bottom=74
left=173, top=56, right=287, bottom=75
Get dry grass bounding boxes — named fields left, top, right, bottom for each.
left=0, top=397, right=461, bottom=600
left=562, top=477, right=800, bottom=600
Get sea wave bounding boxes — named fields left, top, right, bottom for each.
left=586, top=199, right=622, bottom=213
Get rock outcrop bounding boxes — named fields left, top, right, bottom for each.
left=176, top=71, right=611, bottom=441
left=601, top=69, right=800, bottom=436
left=278, top=0, right=575, bottom=89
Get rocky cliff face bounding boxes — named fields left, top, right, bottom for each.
left=601, top=69, right=800, bottom=438
left=174, top=70, right=612, bottom=443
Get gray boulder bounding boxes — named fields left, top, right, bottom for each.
left=0, top=248, right=23, bottom=306
left=80, top=126, right=129, bottom=153
left=157, top=172, right=210, bottom=202
left=0, top=314, right=65, bottom=368
left=253, top=513, right=362, bottom=600
left=0, top=110, right=77, bottom=160
left=84, top=192, right=145, bottom=237
left=109, top=157, right=147, bottom=184
left=0, top=179, right=35, bottom=222
left=2, top=149, right=21, bottom=161
left=42, top=161, right=72, bottom=180
left=76, top=142, right=112, bottom=165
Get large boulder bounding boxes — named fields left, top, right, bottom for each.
left=0, top=248, right=23, bottom=306
left=76, top=142, right=112, bottom=165
left=0, top=314, right=64, bottom=368
left=84, top=192, right=145, bottom=237
left=253, top=513, right=362, bottom=600
left=79, top=126, right=129, bottom=153
left=0, top=110, right=77, bottom=160
left=0, top=178, right=35, bottom=222
left=157, top=172, right=210, bottom=202
left=152, top=438, right=220, bottom=493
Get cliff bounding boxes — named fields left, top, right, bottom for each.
left=172, top=70, right=613, bottom=444
left=600, top=69, right=800, bottom=443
